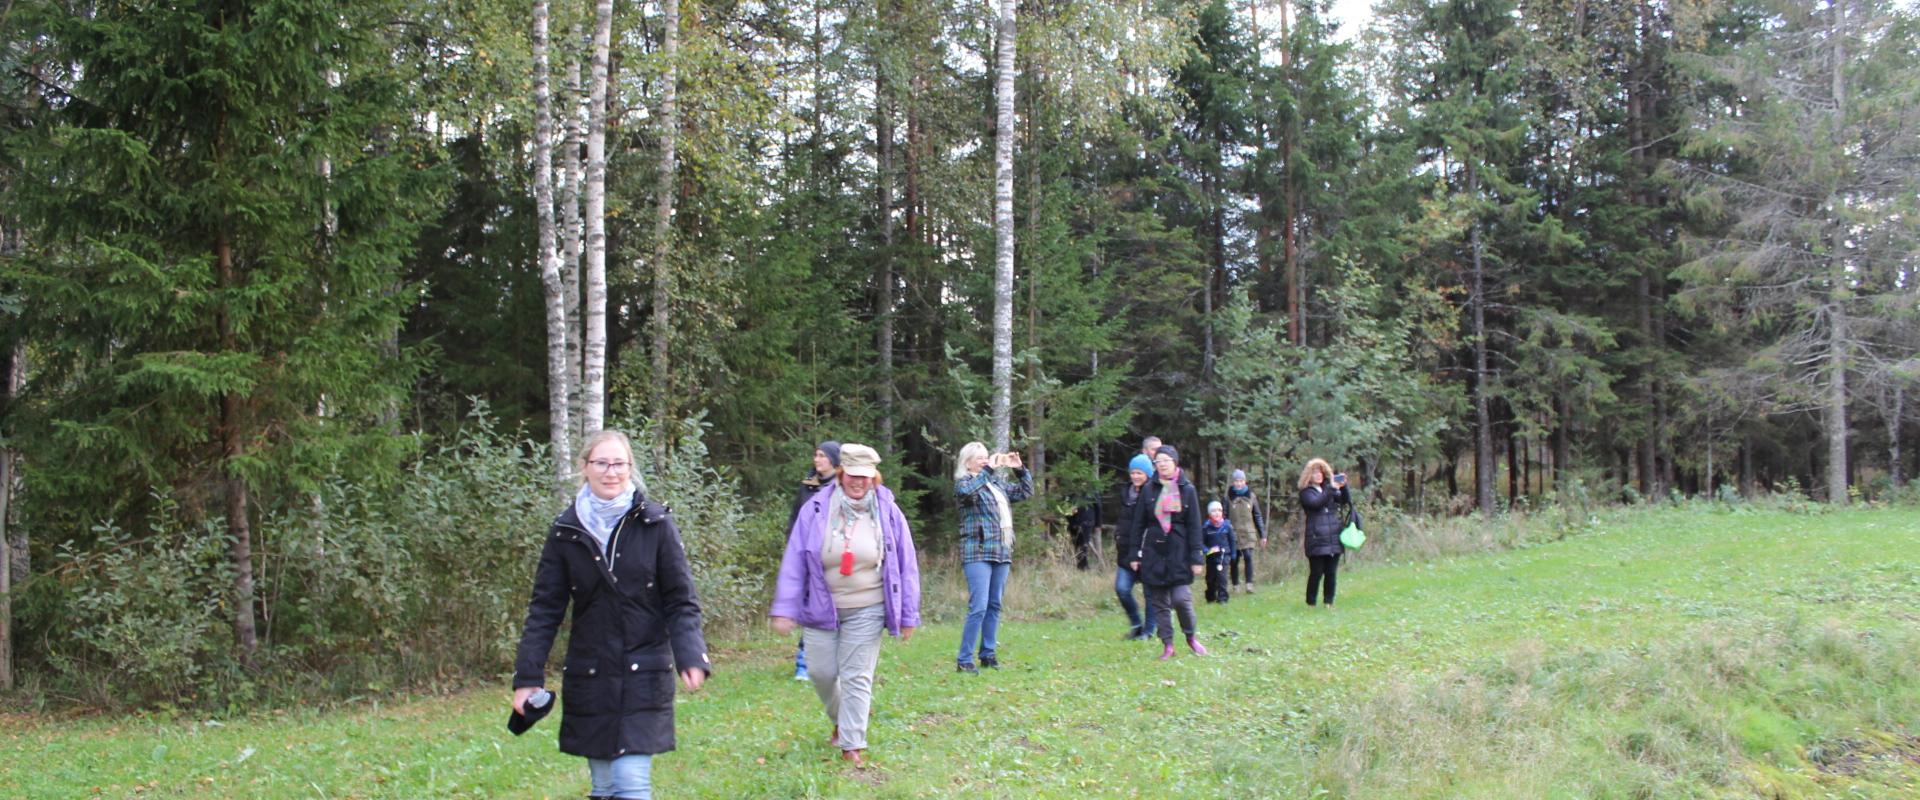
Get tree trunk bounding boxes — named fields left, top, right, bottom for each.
left=1825, top=0, right=1849, bottom=504
left=1554, top=394, right=1572, bottom=492
left=581, top=0, right=614, bottom=436
left=0, top=342, right=20, bottom=691
left=990, top=0, right=1017, bottom=452
left=1204, top=169, right=1221, bottom=376
left=1891, top=385, right=1905, bottom=488
left=648, top=0, right=681, bottom=469
left=1470, top=221, right=1495, bottom=516
left=215, top=230, right=259, bottom=662
left=876, top=68, right=896, bottom=453
left=1826, top=303, right=1850, bottom=503
left=1024, top=77, right=1045, bottom=502
left=533, top=0, right=574, bottom=485
left=563, top=21, right=588, bottom=441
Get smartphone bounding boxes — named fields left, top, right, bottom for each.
left=1333, top=473, right=1346, bottom=485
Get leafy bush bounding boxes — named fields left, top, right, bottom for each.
left=18, top=408, right=768, bottom=709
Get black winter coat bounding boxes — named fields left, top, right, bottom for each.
left=514, top=495, right=713, bottom=759
left=1299, top=484, right=1351, bottom=557
left=789, top=473, right=834, bottom=525
left=1112, top=480, right=1148, bottom=568
left=1129, top=476, right=1205, bottom=587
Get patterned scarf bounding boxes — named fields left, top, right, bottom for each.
left=829, top=487, right=882, bottom=572
left=1154, top=470, right=1183, bottom=533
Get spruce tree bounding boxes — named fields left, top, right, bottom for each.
left=6, top=0, right=440, bottom=658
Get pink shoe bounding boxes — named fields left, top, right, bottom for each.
left=1159, top=642, right=1175, bottom=660
left=1187, top=636, right=1208, bottom=656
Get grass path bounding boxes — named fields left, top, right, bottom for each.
left=6, top=505, right=1918, bottom=798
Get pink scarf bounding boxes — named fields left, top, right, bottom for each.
left=1154, top=470, right=1183, bottom=533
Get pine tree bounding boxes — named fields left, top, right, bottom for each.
left=6, top=0, right=442, bottom=659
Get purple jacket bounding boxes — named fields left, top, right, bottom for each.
left=770, top=484, right=921, bottom=635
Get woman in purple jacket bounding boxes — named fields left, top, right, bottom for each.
left=769, top=443, right=921, bottom=768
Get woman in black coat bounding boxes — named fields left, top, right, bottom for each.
left=1112, top=453, right=1156, bottom=640
left=514, top=430, right=713, bottom=800
left=1128, top=446, right=1208, bottom=659
left=1297, top=457, right=1351, bottom=608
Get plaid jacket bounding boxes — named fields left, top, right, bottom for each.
left=954, top=467, right=1033, bottom=564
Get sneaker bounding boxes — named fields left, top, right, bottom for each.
left=1246, top=584, right=1256, bottom=594
left=1187, top=636, right=1208, bottom=656
left=980, top=656, right=999, bottom=669
left=956, top=662, right=979, bottom=674
left=1159, top=642, right=1175, bottom=660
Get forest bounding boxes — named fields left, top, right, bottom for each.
left=0, top=0, right=1914, bottom=706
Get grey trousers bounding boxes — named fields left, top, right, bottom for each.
left=1145, top=584, right=1197, bottom=644
left=801, top=603, right=885, bottom=751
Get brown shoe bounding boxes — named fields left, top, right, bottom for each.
left=841, top=748, right=867, bottom=768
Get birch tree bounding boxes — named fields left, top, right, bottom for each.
left=533, top=0, right=575, bottom=483
left=649, top=0, right=681, bottom=468
left=991, top=0, right=1017, bottom=452
left=582, top=0, right=614, bottom=435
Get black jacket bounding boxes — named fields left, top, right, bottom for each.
left=1113, top=480, right=1148, bottom=568
left=1299, top=484, right=1351, bottom=557
left=1129, top=475, right=1205, bottom=587
left=789, top=472, right=834, bottom=524
left=514, top=495, right=713, bottom=759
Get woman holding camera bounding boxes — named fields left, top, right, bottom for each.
left=512, top=430, right=712, bottom=800
left=1297, top=458, right=1351, bottom=608
left=952, top=441, right=1032, bottom=673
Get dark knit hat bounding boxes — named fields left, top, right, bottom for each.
left=817, top=441, right=843, bottom=468
left=1155, top=445, right=1179, bottom=463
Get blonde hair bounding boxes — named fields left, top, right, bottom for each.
left=578, top=430, right=636, bottom=485
left=954, top=441, right=989, bottom=481
left=1297, top=458, right=1335, bottom=490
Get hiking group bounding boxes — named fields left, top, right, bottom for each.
left=510, top=430, right=1356, bottom=797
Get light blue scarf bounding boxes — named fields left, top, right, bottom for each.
left=574, top=481, right=637, bottom=553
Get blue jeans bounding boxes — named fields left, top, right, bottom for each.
left=587, top=753, right=653, bottom=799
left=1113, top=566, right=1155, bottom=635
left=958, top=560, right=1009, bottom=665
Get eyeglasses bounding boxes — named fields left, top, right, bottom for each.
left=587, top=460, right=632, bottom=473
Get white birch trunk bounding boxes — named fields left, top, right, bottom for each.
left=581, top=0, right=614, bottom=436
left=562, top=21, right=587, bottom=442
left=990, top=0, right=1017, bottom=453
left=533, top=0, right=574, bottom=484
left=648, top=0, right=680, bottom=469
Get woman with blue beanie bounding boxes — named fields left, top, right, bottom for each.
left=1112, top=453, right=1156, bottom=639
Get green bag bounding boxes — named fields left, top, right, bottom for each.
left=1339, top=507, right=1366, bottom=550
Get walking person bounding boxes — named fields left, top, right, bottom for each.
left=952, top=441, right=1032, bottom=673
left=1201, top=501, right=1235, bottom=604
left=1129, top=446, right=1207, bottom=659
left=512, top=430, right=712, bottom=800
left=1112, top=454, right=1156, bottom=640
left=1298, top=458, right=1351, bottom=608
left=1226, top=469, right=1268, bottom=593
left=786, top=441, right=842, bottom=681
left=770, top=444, right=921, bottom=768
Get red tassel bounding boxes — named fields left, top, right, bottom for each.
left=839, top=548, right=855, bottom=576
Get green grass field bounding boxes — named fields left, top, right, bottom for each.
left=7, top=505, right=1919, bottom=799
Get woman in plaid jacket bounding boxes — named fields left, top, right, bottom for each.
left=951, top=441, right=1033, bottom=673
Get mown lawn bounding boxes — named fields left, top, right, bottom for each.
left=6, top=505, right=1918, bottom=798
